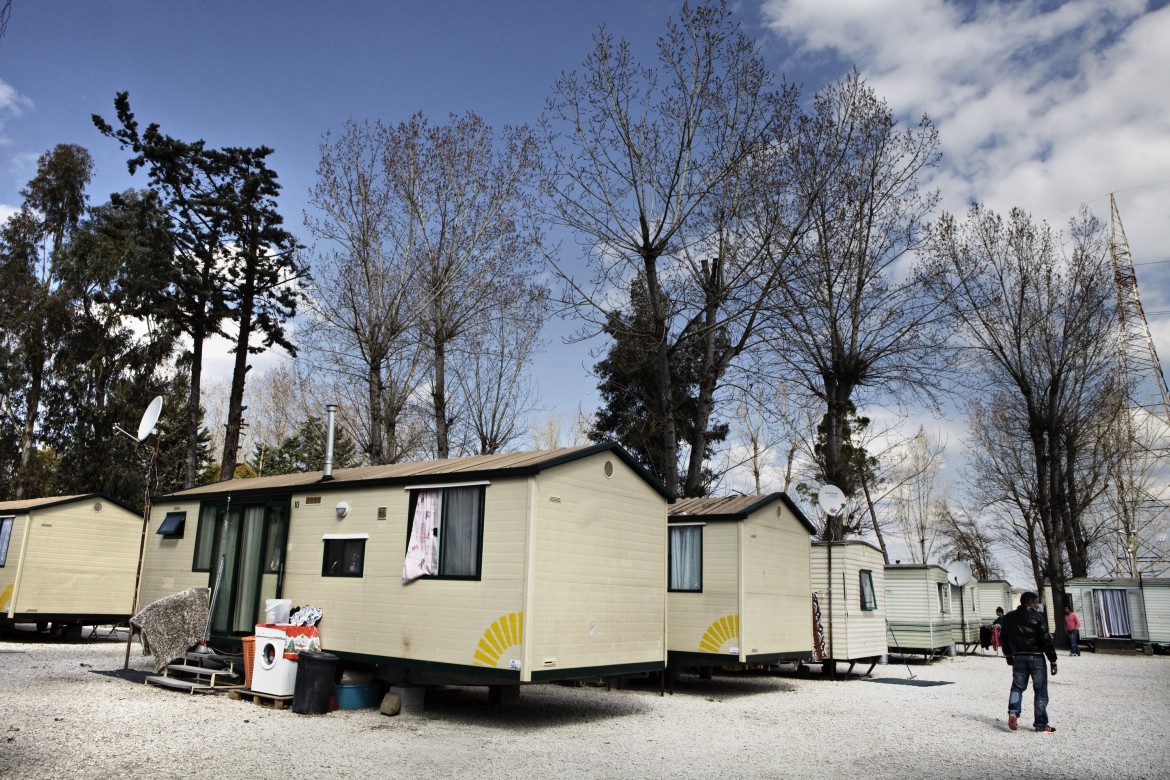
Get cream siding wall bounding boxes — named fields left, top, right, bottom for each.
left=885, top=567, right=951, bottom=652
left=975, top=582, right=1014, bottom=623
left=3, top=502, right=141, bottom=618
left=810, top=543, right=887, bottom=660
left=529, top=453, right=667, bottom=674
left=740, top=505, right=812, bottom=658
left=1143, top=586, right=1170, bottom=643
left=668, top=521, right=739, bottom=658
left=140, top=499, right=208, bottom=606
left=278, top=479, right=529, bottom=673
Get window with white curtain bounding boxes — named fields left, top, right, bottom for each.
left=669, top=524, right=702, bottom=592
left=406, top=485, right=485, bottom=579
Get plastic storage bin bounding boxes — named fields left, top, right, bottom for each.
left=292, top=651, right=339, bottom=714
left=335, top=681, right=387, bottom=710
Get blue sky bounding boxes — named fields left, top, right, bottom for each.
left=2, top=1, right=1169, bottom=509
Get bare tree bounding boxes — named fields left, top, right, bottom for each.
left=891, top=426, right=947, bottom=564
left=761, top=70, right=949, bottom=539
left=935, top=503, right=1003, bottom=581
left=386, top=112, right=543, bottom=459
left=303, top=120, right=426, bottom=465
left=453, top=286, right=546, bottom=455
left=541, top=1, right=810, bottom=497
left=926, top=204, right=1122, bottom=621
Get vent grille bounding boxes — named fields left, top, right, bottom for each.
left=306, top=496, right=322, bottom=505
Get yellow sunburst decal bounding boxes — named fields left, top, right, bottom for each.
left=699, top=614, right=740, bottom=653
left=0, top=583, right=11, bottom=612
left=473, top=611, right=524, bottom=667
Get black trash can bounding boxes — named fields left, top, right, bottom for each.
left=292, top=651, right=339, bottom=714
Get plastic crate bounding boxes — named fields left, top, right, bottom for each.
left=241, top=636, right=255, bottom=690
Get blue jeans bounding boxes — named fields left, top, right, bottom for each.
left=1068, top=629, right=1080, bottom=655
left=1008, top=655, right=1050, bottom=730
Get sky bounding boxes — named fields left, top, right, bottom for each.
left=2, top=1, right=1169, bottom=578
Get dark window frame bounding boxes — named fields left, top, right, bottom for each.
left=0, top=516, right=13, bottom=567
left=156, top=511, right=186, bottom=538
left=404, top=485, right=486, bottom=581
left=859, top=569, right=877, bottom=611
left=322, top=537, right=367, bottom=577
left=668, top=524, right=703, bottom=593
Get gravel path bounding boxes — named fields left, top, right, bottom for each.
left=1, top=629, right=1168, bottom=779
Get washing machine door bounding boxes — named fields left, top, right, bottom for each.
left=258, top=639, right=281, bottom=671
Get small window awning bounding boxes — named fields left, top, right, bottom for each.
left=157, top=511, right=186, bottom=537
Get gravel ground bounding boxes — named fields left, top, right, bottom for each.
left=1, top=628, right=1168, bottom=780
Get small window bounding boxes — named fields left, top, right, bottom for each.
left=192, top=505, right=218, bottom=572
left=156, top=511, right=186, bottom=538
left=859, top=569, right=877, bottom=611
left=404, top=486, right=485, bottom=580
left=668, top=524, right=702, bottom=592
left=323, top=536, right=366, bottom=577
left=0, top=517, right=13, bottom=566
left=937, top=582, right=949, bottom=613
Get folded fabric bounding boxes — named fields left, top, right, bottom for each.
left=131, top=587, right=211, bottom=672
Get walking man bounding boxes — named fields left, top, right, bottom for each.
left=1000, top=591, right=1058, bottom=733
left=1064, top=605, right=1083, bottom=656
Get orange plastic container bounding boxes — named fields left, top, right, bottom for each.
left=241, top=636, right=255, bottom=690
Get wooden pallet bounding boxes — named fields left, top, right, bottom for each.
left=229, top=688, right=294, bottom=710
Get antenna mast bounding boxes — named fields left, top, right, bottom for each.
left=1109, top=194, right=1170, bottom=577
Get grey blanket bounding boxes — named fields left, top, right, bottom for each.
left=131, top=587, right=211, bottom=673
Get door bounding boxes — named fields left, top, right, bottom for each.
left=1092, top=588, right=1132, bottom=638
left=208, top=500, right=288, bottom=635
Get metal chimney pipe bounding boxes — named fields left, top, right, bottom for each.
left=322, top=403, right=339, bottom=481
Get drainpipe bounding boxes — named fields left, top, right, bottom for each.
left=322, top=404, right=338, bottom=481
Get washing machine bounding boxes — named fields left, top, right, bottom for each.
left=252, top=624, right=298, bottom=696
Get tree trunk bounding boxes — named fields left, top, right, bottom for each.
left=433, top=334, right=449, bottom=459
left=366, top=362, right=385, bottom=464
left=220, top=285, right=255, bottom=481
left=643, top=260, right=678, bottom=498
left=860, top=470, right=890, bottom=564
left=14, top=362, right=43, bottom=500
left=184, top=324, right=206, bottom=489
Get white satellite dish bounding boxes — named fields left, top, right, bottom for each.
left=817, top=484, right=846, bottom=517
left=135, top=396, right=164, bottom=441
left=946, top=560, right=972, bottom=587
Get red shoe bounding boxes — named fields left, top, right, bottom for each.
left=1008, top=714, right=1018, bottom=731
left=1036, top=725, right=1056, bottom=733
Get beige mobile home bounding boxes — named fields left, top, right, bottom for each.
left=975, top=580, right=1014, bottom=624
left=0, top=494, right=143, bottom=639
left=139, top=443, right=670, bottom=692
left=665, top=494, right=815, bottom=670
left=810, top=540, right=887, bottom=673
left=884, top=564, right=954, bottom=659
left=1058, top=577, right=1170, bottom=651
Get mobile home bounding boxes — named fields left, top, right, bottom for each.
left=139, top=443, right=671, bottom=693
left=0, top=494, right=143, bottom=638
left=975, top=580, right=1014, bottom=624
left=884, top=564, right=954, bottom=659
left=666, top=494, right=815, bottom=670
left=1058, top=578, right=1170, bottom=649
left=810, top=540, right=887, bottom=673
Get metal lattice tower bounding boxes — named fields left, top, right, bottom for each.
left=1109, top=194, right=1170, bottom=577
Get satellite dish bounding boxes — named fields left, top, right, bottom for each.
left=136, top=396, right=164, bottom=441
left=817, top=484, right=846, bottom=517
left=946, top=560, right=972, bottom=587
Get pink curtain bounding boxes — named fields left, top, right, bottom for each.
left=403, top=490, right=441, bottom=583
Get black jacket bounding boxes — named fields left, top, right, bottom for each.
left=1000, top=604, right=1057, bottom=662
